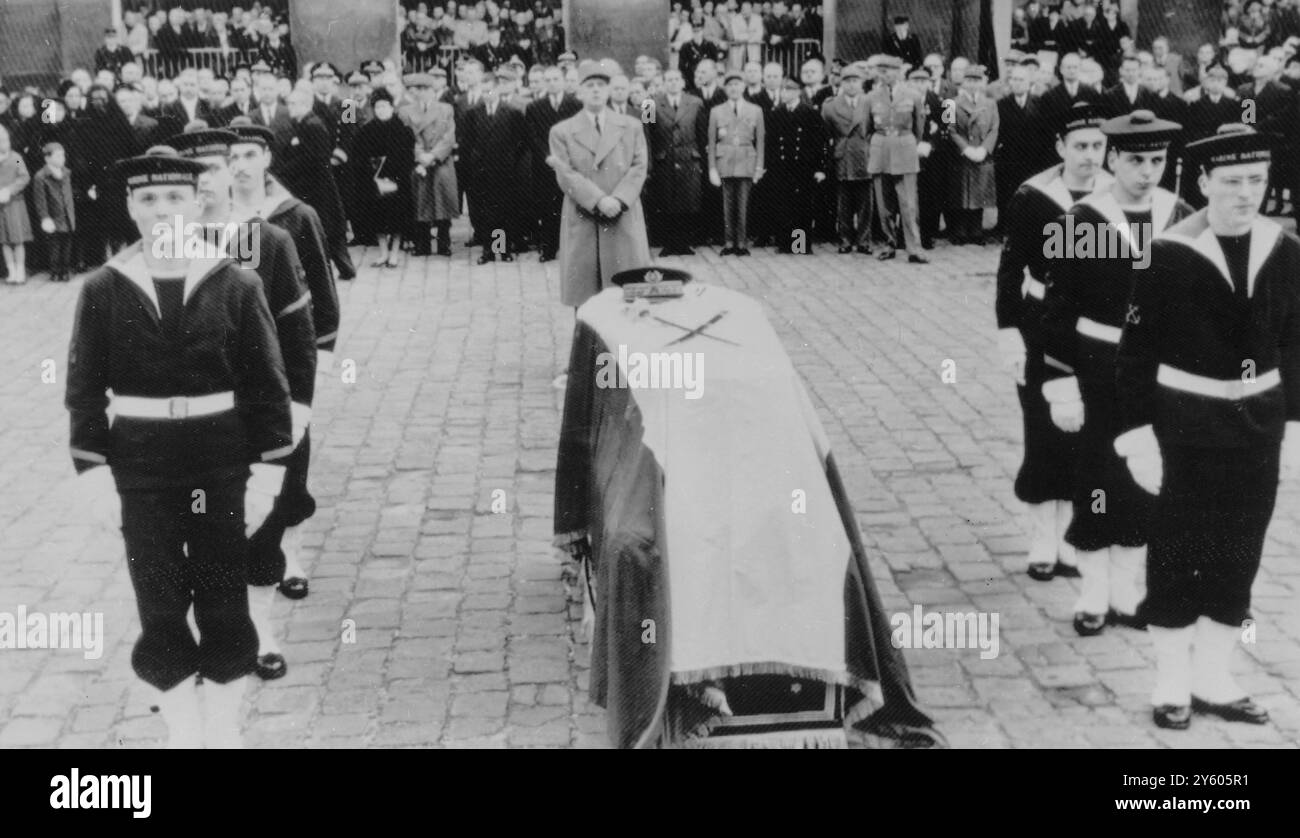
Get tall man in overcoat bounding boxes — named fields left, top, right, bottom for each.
left=547, top=59, right=651, bottom=308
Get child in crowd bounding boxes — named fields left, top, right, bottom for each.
left=34, top=142, right=77, bottom=283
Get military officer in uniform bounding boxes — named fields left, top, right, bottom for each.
left=865, top=55, right=927, bottom=264
left=996, top=103, right=1111, bottom=582
left=766, top=78, right=827, bottom=253
left=402, top=71, right=459, bottom=257
left=708, top=70, right=765, bottom=256
left=66, top=154, right=293, bottom=748
left=822, top=63, right=874, bottom=254
left=1040, top=110, right=1193, bottom=637
left=167, top=129, right=317, bottom=681
left=646, top=69, right=707, bottom=257
left=1115, top=125, right=1299, bottom=730
left=229, top=118, right=340, bottom=603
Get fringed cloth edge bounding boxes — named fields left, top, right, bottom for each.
left=669, top=661, right=883, bottom=707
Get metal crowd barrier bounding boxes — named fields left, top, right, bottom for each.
left=138, top=48, right=262, bottom=78
left=760, top=38, right=822, bottom=79
left=405, top=46, right=465, bottom=73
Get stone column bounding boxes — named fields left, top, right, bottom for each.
left=567, top=0, right=669, bottom=75
left=288, top=0, right=400, bottom=72
left=58, top=0, right=112, bottom=75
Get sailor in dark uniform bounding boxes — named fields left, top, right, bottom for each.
left=228, top=118, right=340, bottom=603
left=996, top=103, right=1111, bottom=583
left=65, top=154, right=293, bottom=747
left=1115, top=125, right=1300, bottom=730
left=1039, top=110, right=1193, bottom=636
left=167, top=128, right=317, bottom=681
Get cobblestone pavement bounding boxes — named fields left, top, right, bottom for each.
left=1, top=229, right=1298, bottom=749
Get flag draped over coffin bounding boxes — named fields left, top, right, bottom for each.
left=554, top=282, right=938, bottom=748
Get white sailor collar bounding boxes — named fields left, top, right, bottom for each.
left=1023, top=165, right=1114, bottom=212
left=1158, top=211, right=1282, bottom=298
left=107, top=240, right=231, bottom=316
left=1077, top=186, right=1179, bottom=256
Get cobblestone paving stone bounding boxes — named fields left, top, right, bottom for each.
left=0, top=231, right=1297, bottom=749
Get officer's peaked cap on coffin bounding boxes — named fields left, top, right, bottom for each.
left=610, top=267, right=693, bottom=286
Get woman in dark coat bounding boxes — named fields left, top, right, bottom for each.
left=351, top=89, right=415, bottom=268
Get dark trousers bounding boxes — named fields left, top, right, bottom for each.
left=538, top=184, right=564, bottom=258
left=47, top=232, right=73, bottom=278
left=476, top=189, right=517, bottom=253
left=700, top=178, right=724, bottom=245
left=836, top=178, right=874, bottom=248
left=120, top=475, right=257, bottom=690
left=815, top=172, right=839, bottom=241
left=995, top=162, right=1034, bottom=231
left=771, top=182, right=815, bottom=252
left=247, top=432, right=316, bottom=587
left=721, top=177, right=752, bottom=248
left=948, top=208, right=986, bottom=242
left=1142, top=443, right=1279, bottom=629
left=658, top=213, right=697, bottom=254
left=748, top=176, right=771, bottom=243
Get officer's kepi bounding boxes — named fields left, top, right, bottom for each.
left=1184, top=123, right=1272, bottom=173
left=166, top=128, right=239, bottom=160
left=1100, top=109, right=1181, bottom=152
left=578, top=59, right=610, bottom=84
left=114, top=154, right=208, bottom=191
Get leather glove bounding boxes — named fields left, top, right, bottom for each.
left=290, top=402, right=312, bottom=448
left=1043, top=376, right=1084, bottom=432
left=1114, top=425, right=1162, bottom=495
left=77, top=466, right=121, bottom=531
left=1282, top=421, right=1300, bottom=481
left=245, top=463, right=285, bottom=537
left=997, top=328, right=1027, bottom=386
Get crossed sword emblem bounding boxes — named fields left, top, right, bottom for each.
left=651, top=310, right=740, bottom=346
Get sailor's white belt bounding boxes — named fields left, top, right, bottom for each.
left=1157, top=365, right=1281, bottom=400
left=1076, top=316, right=1121, bottom=344
left=1022, top=277, right=1046, bottom=300
left=111, top=391, right=235, bottom=419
